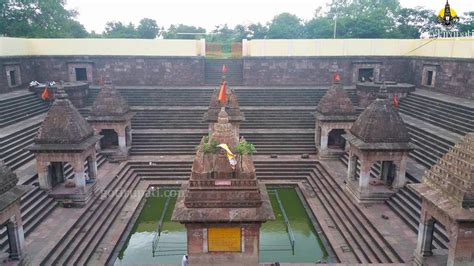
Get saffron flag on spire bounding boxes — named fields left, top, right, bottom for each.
left=41, top=86, right=49, bottom=100
left=218, top=80, right=227, bottom=104
left=332, top=72, right=340, bottom=82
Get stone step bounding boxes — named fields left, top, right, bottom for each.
left=85, top=88, right=358, bottom=107
left=40, top=165, right=135, bottom=264
left=312, top=164, right=403, bottom=263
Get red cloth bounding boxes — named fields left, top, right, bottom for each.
left=393, top=95, right=399, bottom=108
left=218, top=81, right=227, bottom=104
left=332, top=72, right=340, bottom=82
left=222, top=64, right=228, bottom=74
left=41, top=86, right=49, bottom=100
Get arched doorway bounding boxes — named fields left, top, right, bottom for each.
left=99, top=129, right=118, bottom=150
left=328, top=129, right=346, bottom=150
left=48, top=162, right=65, bottom=188
left=379, top=161, right=397, bottom=187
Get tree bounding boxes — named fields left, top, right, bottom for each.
left=267, top=13, right=305, bottom=39
left=305, top=16, right=334, bottom=38
left=247, top=23, right=268, bottom=39
left=137, top=18, right=160, bottom=39
left=0, top=0, right=88, bottom=38
left=232, top=24, right=250, bottom=41
left=458, top=11, right=474, bottom=33
left=395, top=7, right=439, bottom=38
left=162, top=24, right=206, bottom=39
left=103, top=21, right=137, bottom=38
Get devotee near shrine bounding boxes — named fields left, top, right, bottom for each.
left=0, top=1, right=473, bottom=265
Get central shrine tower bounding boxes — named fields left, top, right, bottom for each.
left=172, top=108, right=274, bottom=266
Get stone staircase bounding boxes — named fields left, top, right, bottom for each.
left=0, top=123, right=41, bottom=170
left=399, top=93, right=474, bottom=135
left=338, top=154, right=449, bottom=250
left=205, top=59, right=243, bottom=86
left=85, top=88, right=359, bottom=107
left=0, top=91, right=49, bottom=128
left=256, top=161, right=403, bottom=263
left=310, top=163, right=403, bottom=263
left=40, top=161, right=191, bottom=265
left=405, top=124, right=455, bottom=169
left=0, top=154, right=107, bottom=253
left=131, top=132, right=316, bottom=156
left=385, top=187, right=448, bottom=250
left=40, top=160, right=404, bottom=264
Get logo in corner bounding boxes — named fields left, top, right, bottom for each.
left=437, top=0, right=460, bottom=26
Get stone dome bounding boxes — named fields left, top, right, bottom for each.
left=90, top=82, right=130, bottom=118
left=317, top=82, right=356, bottom=116
left=350, top=96, right=410, bottom=143
left=35, top=86, right=94, bottom=145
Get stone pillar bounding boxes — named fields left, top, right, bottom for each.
left=37, top=160, right=52, bottom=190
left=380, top=161, right=391, bottom=181
left=118, top=129, right=127, bottom=153
left=414, top=214, right=435, bottom=265
left=359, top=160, right=372, bottom=192
left=6, top=217, right=25, bottom=260
left=126, top=126, right=133, bottom=147
left=73, top=159, right=86, bottom=191
left=447, top=222, right=474, bottom=266
left=393, top=157, right=407, bottom=189
left=320, top=127, right=329, bottom=152
left=88, top=153, right=98, bottom=179
left=314, top=122, right=321, bottom=149
left=347, top=153, right=357, bottom=181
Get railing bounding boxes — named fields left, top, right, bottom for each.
left=151, top=195, right=171, bottom=256
left=268, top=189, right=296, bottom=255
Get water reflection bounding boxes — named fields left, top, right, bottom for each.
left=116, top=188, right=328, bottom=265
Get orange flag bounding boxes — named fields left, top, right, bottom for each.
left=41, top=86, right=49, bottom=100
left=222, top=64, right=228, bottom=74
left=218, top=81, right=227, bottom=104
left=393, top=95, right=399, bottom=108
left=332, top=72, right=340, bottom=82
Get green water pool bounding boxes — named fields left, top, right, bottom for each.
left=115, top=187, right=328, bottom=265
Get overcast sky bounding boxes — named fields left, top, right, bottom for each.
left=66, top=0, right=473, bottom=33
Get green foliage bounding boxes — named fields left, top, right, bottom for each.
left=210, top=139, right=218, bottom=154
left=137, top=18, right=161, bottom=39
left=196, top=136, right=218, bottom=155
left=1, top=0, right=470, bottom=40
left=162, top=24, right=206, bottom=39
left=267, top=13, right=305, bottom=39
left=236, top=140, right=257, bottom=155
left=458, top=11, right=474, bottom=33
left=0, top=0, right=88, bottom=38
left=248, top=23, right=268, bottom=39
left=103, top=21, right=137, bottom=38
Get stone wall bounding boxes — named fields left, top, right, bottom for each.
left=32, top=56, right=205, bottom=86
left=0, top=57, right=37, bottom=93
left=411, top=57, right=474, bottom=99
left=242, top=56, right=414, bottom=86
left=1, top=55, right=473, bottom=99
left=0, top=56, right=205, bottom=93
